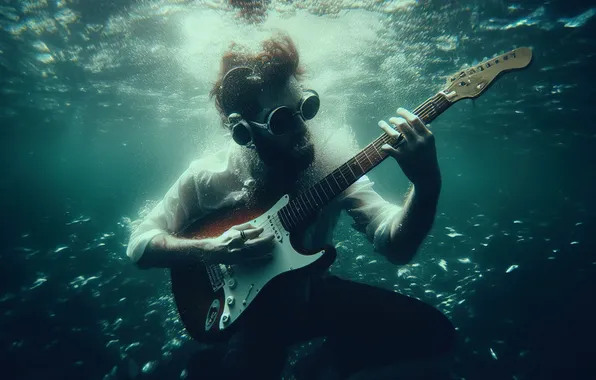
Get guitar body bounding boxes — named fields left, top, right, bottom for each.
left=170, top=194, right=336, bottom=343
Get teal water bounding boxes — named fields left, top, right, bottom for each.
left=1, top=1, right=595, bottom=379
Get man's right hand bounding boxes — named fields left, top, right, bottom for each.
left=200, top=222, right=275, bottom=265
left=138, top=223, right=275, bottom=269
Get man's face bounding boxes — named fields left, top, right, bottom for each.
left=250, top=76, right=315, bottom=174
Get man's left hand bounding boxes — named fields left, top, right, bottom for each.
left=378, top=108, right=441, bottom=192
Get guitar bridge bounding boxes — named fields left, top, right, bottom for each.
left=206, top=264, right=225, bottom=292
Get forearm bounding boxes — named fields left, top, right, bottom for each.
left=136, top=234, right=208, bottom=269
left=385, top=180, right=441, bottom=265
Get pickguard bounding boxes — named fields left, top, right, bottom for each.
left=217, top=195, right=324, bottom=330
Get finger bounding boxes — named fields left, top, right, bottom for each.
left=377, top=120, right=399, bottom=138
left=389, top=117, right=415, bottom=142
left=228, top=240, right=273, bottom=263
left=231, top=222, right=256, bottom=231
left=381, top=143, right=404, bottom=160
left=244, top=233, right=275, bottom=248
left=242, top=227, right=264, bottom=240
left=242, top=238, right=276, bottom=262
left=396, top=107, right=430, bottom=136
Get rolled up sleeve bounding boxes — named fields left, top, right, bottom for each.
left=339, top=176, right=402, bottom=255
left=126, top=163, right=201, bottom=262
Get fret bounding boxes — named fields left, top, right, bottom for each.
left=316, top=182, right=328, bottom=200
left=430, top=96, right=441, bottom=118
left=371, top=142, right=384, bottom=159
left=302, top=197, right=312, bottom=216
left=280, top=207, right=293, bottom=229
left=308, top=188, right=319, bottom=207
left=414, top=99, right=433, bottom=119
left=288, top=203, right=299, bottom=224
left=289, top=200, right=301, bottom=221
left=331, top=171, right=341, bottom=191
left=362, top=153, right=371, bottom=170
left=279, top=207, right=287, bottom=227
left=331, top=170, right=342, bottom=189
left=283, top=209, right=294, bottom=229
left=349, top=158, right=364, bottom=177
left=338, top=167, right=350, bottom=185
left=414, top=94, right=451, bottom=124
left=345, top=160, right=356, bottom=179
left=427, top=104, right=437, bottom=120
left=414, top=106, right=429, bottom=121
left=294, top=197, right=303, bottom=216
left=372, top=139, right=386, bottom=157
left=436, top=95, right=451, bottom=114
left=288, top=200, right=299, bottom=221
left=319, top=183, right=331, bottom=201
left=297, top=196, right=309, bottom=216
left=313, top=185, right=325, bottom=205
left=276, top=210, right=285, bottom=229
left=361, top=148, right=372, bottom=166
left=335, top=167, right=349, bottom=187
left=324, top=176, right=336, bottom=197
left=354, top=155, right=365, bottom=172
left=286, top=206, right=298, bottom=228
left=363, top=147, right=376, bottom=166
left=302, top=192, right=314, bottom=212
left=277, top=208, right=286, bottom=227
left=357, top=157, right=366, bottom=174
left=382, top=136, right=394, bottom=150
left=375, top=142, right=386, bottom=158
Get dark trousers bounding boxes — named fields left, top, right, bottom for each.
left=186, top=275, right=456, bottom=380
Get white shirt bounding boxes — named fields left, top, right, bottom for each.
left=126, top=144, right=402, bottom=263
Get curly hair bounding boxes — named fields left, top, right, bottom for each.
left=209, top=32, right=305, bottom=124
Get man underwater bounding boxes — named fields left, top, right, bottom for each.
left=127, top=32, right=455, bottom=379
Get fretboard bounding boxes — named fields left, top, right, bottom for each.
left=277, top=91, right=453, bottom=231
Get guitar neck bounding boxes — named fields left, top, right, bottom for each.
left=278, top=91, right=453, bottom=231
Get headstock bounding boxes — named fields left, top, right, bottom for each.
left=442, top=47, right=533, bottom=103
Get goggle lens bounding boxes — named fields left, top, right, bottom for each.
left=265, top=91, right=320, bottom=135
left=268, top=106, right=295, bottom=135
left=300, top=92, right=320, bottom=120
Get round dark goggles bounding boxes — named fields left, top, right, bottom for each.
left=247, top=89, right=320, bottom=135
left=220, top=66, right=320, bottom=144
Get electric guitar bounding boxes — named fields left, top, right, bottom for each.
left=171, top=47, right=533, bottom=342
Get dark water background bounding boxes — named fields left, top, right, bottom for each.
left=1, top=0, right=595, bottom=379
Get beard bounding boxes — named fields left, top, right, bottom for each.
left=237, top=121, right=359, bottom=204
left=259, top=129, right=315, bottom=174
